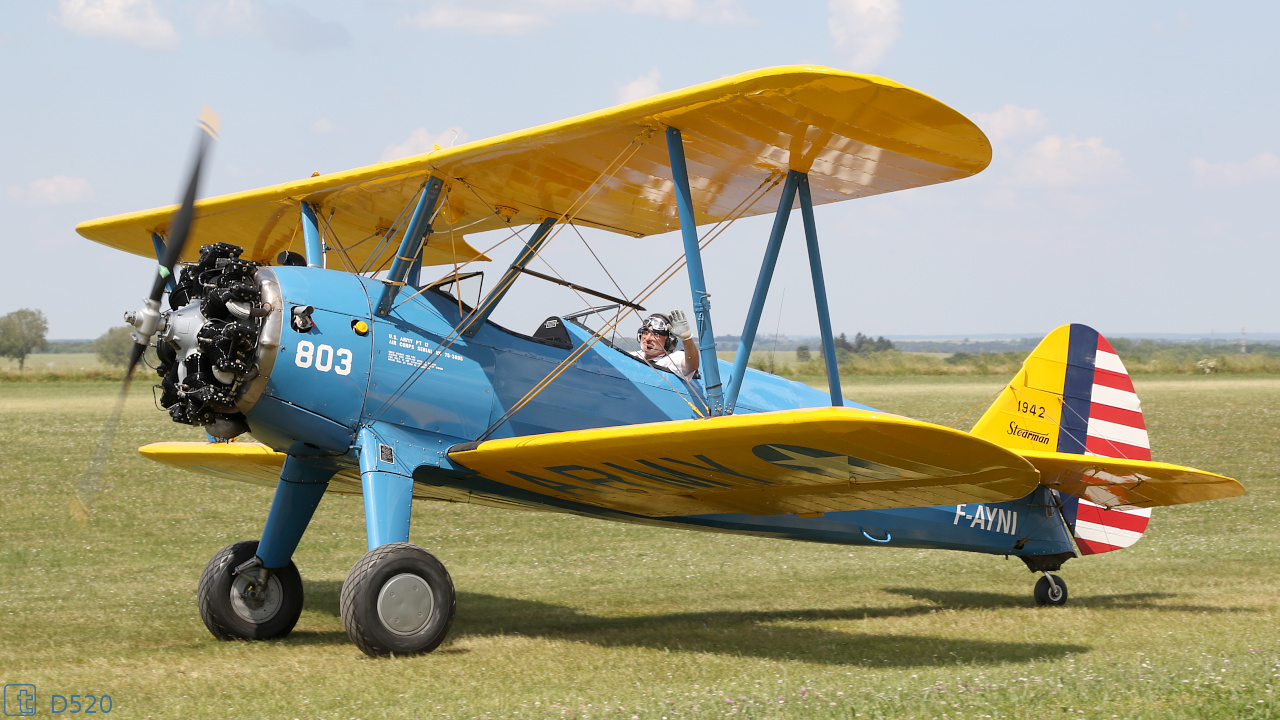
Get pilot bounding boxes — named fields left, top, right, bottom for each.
left=632, top=310, right=699, bottom=381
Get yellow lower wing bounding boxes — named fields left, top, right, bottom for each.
left=137, top=442, right=535, bottom=509
left=1015, top=449, right=1244, bottom=509
left=448, top=407, right=1040, bottom=517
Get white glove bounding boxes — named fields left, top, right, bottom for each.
left=669, top=309, right=693, bottom=342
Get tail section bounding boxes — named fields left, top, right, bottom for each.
left=970, top=324, right=1152, bottom=555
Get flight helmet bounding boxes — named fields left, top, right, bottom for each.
left=637, top=313, right=677, bottom=353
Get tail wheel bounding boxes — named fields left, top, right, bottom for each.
left=1034, top=573, right=1068, bottom=606
left=340, top=543, right=456, bottom=657
left=197, top=540, right=303, bottom=640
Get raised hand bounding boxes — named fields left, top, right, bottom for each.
left=669, top=309, right=693, bottom=341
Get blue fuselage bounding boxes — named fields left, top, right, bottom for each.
left=245, top=267, right=1074, bottom=559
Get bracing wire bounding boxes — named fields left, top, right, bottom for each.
left=1001, top=382, right=1136, bottom=461
left=947, top=386, right=1007, bottom=430
left=318, top=208, right=360, bottom=273
left=570, top=222, right=627, bottom=300
left=370, top=128, right=653, bottom=421
left=371, top=133, right=780, bottom=437
left=357, top=184, right=421, bottom=275
left=474, top=171, right=784, bottom=440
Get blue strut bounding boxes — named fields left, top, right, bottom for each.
left=797, top=174, right=843, bottom=406
left=300, top=203, right=324, bottom=268
left=357, top=426, right=415, bottom=549
left=666, top=127, right=725, bottom=415
left=724, top=171, right=800, bottom=414
left=376, top=177, right=444, bottom=316
left=462, top=216, right=558, bottom=337
left=256, top=455, right=337, bottom=569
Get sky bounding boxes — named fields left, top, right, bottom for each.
left=2, top=0, right=1278, bottom=341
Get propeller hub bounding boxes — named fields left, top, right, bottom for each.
left=128, top=297, right=165, bottom=344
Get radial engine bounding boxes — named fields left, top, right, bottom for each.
left=126, top=243, right=282, bottom=439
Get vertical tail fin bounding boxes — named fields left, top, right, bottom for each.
left=969, top=324, right=1152, bottom=555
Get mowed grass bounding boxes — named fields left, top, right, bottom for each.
left=0, top=352, right=113, bottom=374
left=1, top=377, right=1278, bottom=719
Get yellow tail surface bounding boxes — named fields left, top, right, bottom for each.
left=970, top=324, right=1242, bottom=555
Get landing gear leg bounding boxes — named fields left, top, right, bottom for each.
left=340, top=543, right=456, bottom=657
left=341, top=428, right=456, bottom=656
left=197, top=456, right=334, bottom=642
left=1034, top=572, right=1068, bottom=606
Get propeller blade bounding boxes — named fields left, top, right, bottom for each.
left=74, top=107, right=220, bottom=525
left=148, top=106, right=220, bottom=304
left=126, top=106, right=219, bottom=382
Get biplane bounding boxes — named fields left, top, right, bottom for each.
left=76, top=66, right=1244, bottom=657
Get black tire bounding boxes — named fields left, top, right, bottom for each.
left=197, top=540, right=303, bottom=641
left=1034, top=574, right=1068, bottom=606
left=340, top=543, right=456, bottom=657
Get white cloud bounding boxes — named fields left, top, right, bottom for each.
left=400, top=0, right=747, bottom=34
left=57, top=0, right=179, bottom=51
left=828, top=0, right=899, bottom=70
left=192, top=0, right=256, bottom=34
left=382, top=127, right=467, bottom=161
left=1013, top=135, right=1126, bottom=188
left=616, top=67, right=662, bottom=104
left=400, top=6, right=551, bottom=35
left=973, top=105, right=1047, bottom=142
left=193, top=0, right=352, bottom=51
left=627, top=0, right=748, bottom=23
left=8, top=176, right=95, bottom=205
left=1190, top=152, right=1280, bottom=188
left=311, top=118, right=336, bottom=134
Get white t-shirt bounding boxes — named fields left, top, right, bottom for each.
left=631, top=349, right=695, bottom=381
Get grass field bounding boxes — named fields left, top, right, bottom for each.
left=2, top=377, right=1278, bottom=719
left=0, top=352, right=111, bottom=373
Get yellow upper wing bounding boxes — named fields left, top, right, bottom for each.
left=77, top=66, right=991, bottom=272
left=448, top=407, right=1036, bottom=517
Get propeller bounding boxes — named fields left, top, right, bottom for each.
left=72, top=107, right=221, bottom=525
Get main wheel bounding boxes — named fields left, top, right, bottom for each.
left=1033, top=573, right=1068, bottom=606
left=197, top=540, right=304, bottom=641
left=340, top=543, right=456, bottom=657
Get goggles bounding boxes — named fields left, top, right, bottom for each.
left=641, top=316, right=671, bottom=335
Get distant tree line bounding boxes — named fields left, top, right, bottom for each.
left=0, top=309, right=145, bottom=373
left=793, top=332, right=895, bottom=362
left=893, top=338, right=1043, bottom=354
left=43, top=339, right=97, bottom=353
left=0, top=309, right=49, bottom=371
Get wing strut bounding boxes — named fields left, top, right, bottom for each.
left=798, top=173, right=844, bottom=407
left=461, top=216, right=558, bottom=336
left=375, top=176, right=444, bottom=315
left=724, top=170, right=844, bottom=413
left=300, top=202, right=324, bottom=268
left=667, top=127, right=726, bottom=416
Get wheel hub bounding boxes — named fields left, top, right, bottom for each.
left=229, top=572, right=283, bottom=623
left=376, top=573, right=434, bottom=636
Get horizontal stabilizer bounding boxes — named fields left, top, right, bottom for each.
left=1016, top=449, right=1244, bottom=510
left=448, top=407, right=1039, bottom=517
